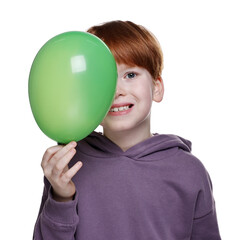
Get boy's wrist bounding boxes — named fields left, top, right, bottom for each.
left=51, top=188, right=75, bottom=202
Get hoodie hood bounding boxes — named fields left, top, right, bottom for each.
left=77, top=131, right=192, bottom=161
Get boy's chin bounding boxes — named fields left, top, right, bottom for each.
left=102, top=123, right=135, bottom=134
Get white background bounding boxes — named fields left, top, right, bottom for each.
left=1, top=0, right=240, bottom=239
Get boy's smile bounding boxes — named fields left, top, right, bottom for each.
left=108, top=102, right=134, bottom=116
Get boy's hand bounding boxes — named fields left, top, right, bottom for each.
left=41, top=141, right=82, bottom=202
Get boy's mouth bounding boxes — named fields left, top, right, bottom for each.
left=109, top=104, right=134, bottom=112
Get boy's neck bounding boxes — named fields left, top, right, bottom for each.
left=103, top=122, right=152, bottom=152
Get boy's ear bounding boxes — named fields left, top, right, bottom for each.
left=153, top=76, right=164, bottom=103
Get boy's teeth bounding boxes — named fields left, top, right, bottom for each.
left=110, top=105, right=130, bottom=112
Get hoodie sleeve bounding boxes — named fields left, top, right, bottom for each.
left=191, top=208, right=221, bottom=240
left=190, top=171, right=221, bottom=239
left=33, top=177, right=79, bottom=240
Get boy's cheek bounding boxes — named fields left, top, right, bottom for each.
left=100, top=116, right=111, bottom=128
left=100, top=119, right=106, bottom=126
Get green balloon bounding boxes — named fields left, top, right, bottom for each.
left=29, top=31, right=117, bottom=144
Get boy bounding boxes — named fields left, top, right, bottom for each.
left=33, top=21, right=221, bottom=239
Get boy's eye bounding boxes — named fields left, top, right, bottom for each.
left=126, top=72, right=137, bottom=79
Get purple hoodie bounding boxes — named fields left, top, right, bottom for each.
left=33, top=132, right=221, bottom=239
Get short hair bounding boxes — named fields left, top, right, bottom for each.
left=87, top=20, right=164, bottom=80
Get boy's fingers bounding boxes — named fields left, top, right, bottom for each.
left=62, top=161, right=83, bottom=183
left=41, top=145, right=63, bottom=169
left=52, top=148, right=77, bottom=178
left=50, top=141, right=77, bottom=164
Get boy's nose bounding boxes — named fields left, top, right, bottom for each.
left=114, top=78, right=125, bottom=99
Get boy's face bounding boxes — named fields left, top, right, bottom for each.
left=101, top=64, right=164, bottom=134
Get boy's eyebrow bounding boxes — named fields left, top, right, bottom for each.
left=125, top=68, right=137, bottom=71
left=122, top=66, right=141, bottom=72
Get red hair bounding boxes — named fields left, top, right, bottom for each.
left=87, top=21, right=163, bottom=80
